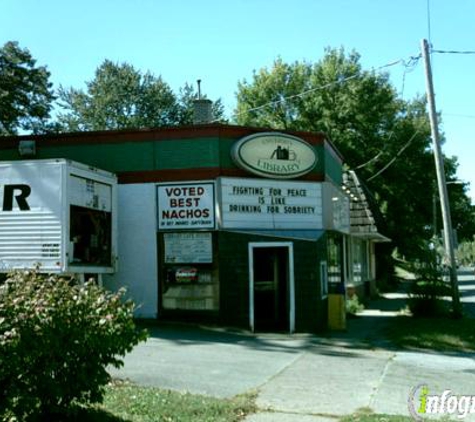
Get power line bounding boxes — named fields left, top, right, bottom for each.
left=234, top=73, right=361, bottom=118
left=444, top=113, right=475, bottom=119
left=355, top=149, right=384, bottom=170
left=400, top=54, right=422, bottom=98
left=355, top=132, right=395, bottom=171
left=432, top=49, right=475, bottom=55
left=367, top=130, right=420, bottom=182
left=361, top=49, right=475, bottom=182
left=233, top=56, right=414, bottom=120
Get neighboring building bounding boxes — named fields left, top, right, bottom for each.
left=343, top=170, right=391, bottom=299
left=0, top=124, right=388, bottom=333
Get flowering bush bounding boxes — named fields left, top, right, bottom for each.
left=0, top=270, right=147, bottom=421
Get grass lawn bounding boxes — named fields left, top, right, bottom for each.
left=67, top=388, right=428, bottom=422
left=385, top=315, right=475, bottom=353
left=65, top=380, right=257, bottom=422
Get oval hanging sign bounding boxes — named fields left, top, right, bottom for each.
left=231, top=132, right=317, bottom=179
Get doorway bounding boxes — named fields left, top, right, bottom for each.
left=249, top=242, right=294, bottom=333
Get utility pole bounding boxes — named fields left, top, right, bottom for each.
left=421, top=38, right=461, bottom=316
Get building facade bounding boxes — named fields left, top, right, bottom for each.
left=0, top=124, right=387, bottom=332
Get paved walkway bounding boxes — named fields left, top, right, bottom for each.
left=110, top=270, right=475, bottom=421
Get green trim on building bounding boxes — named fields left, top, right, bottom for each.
left=155, top=138, right=221, bottom=169
left=1, top=128, right=338, bottom=181
left=323, top=145, right=343, bottom=185
left=37, top=142, right=154, bottom=172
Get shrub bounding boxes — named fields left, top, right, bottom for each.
left=408, top=280, right=450, bottom=318
left=0, top=270, right=148, bottom=421
left=407, top=257, right=450, bottom=318
left=346, top=293, right=364, bottom=315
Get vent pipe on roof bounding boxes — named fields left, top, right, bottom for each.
left=193, top=79, right=213, bottom=124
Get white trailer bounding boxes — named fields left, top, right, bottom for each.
left=0, top=159, right=117, bottom=274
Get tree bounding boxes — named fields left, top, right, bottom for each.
left=0, top=41, right=55, bottom=135
left=58, top=60, right=225, bottom=131
left=234, top=48, right=475, bottom=260
left=58, top=60, right=177, bottom=131
left=444, top=166, right=475, bottom=243
left=457, top=237, right=475, bottom=266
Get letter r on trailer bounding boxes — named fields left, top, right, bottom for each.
left=2, top=184, right=31, bottom=211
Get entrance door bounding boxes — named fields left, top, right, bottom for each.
left=249, top=243, right=294, bottom=333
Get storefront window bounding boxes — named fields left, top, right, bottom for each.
left=351, top=239, right=368, bottom=284
left=320, top=261, right=328, bottom=298
left=160, top=232, right=219, bottom=311
left=327, top=234, right=343, bottom=284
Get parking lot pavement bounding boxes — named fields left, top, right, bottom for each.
left=109, top=325, right=313, bottom=398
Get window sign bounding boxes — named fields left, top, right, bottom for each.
left=219, top=177, right=323, bottom=229
left=320, top=261, right=328, bottom=298
left=164, top=232, right=213, bottom=263
left=327, top=234, right=343, bottom=284
left=157, top=182, right=215, bottom=230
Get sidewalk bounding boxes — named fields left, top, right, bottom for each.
left=244, top=288, right=407, bottom=421
left=245, top=275, right=475, bottom=421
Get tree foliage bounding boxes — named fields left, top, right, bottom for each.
left=457, top=237, right=475, bottom=266
left=234, top=48, right=475, bottom=259
left=58, top=60, right=225, bottom=131
left=445, top=172, right=475, bottom=243
left=0, top=41, right=55, bottom=135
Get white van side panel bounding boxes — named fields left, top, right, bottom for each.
left=0, top=161, right=64, bottom=272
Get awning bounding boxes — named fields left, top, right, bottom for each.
left=222, top=229, right=325, bottom=242
left=351, top=231, right=392, bottom=242
left=343, top=171, right=391, bottom=243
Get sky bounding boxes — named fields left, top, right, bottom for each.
left=1, top=0, right=474, bottom=203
